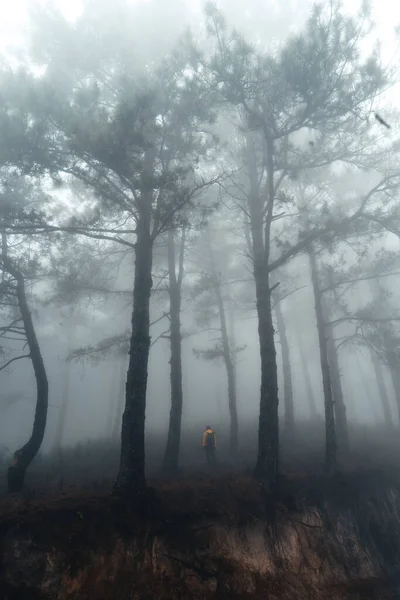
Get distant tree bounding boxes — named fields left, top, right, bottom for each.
left=191, top=226, right=248, bottom=456
left=54, top=326, right=76, bottom=451
left=369, top=348, right=393, bottom=429
left=320, top=251, right=400, bottom=429
left=344, top=281, right=400, bottom=425
left=294, top=326, right=319, bottom=421
left=301, top=196, right=400, bottom=469
left=270, top=271, right=299, bottom=439
left=308, top=244, right=337, bottom=474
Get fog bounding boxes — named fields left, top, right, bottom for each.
left=1, top=0, right=400, bottom=497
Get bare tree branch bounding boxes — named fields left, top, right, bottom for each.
left=0, top=353, right=31, bottom=372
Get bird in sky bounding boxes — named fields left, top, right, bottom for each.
left=374, top=113, right=391, bottom=129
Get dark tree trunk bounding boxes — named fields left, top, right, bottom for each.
left=295, top=327, right=318, bottom=420
left=254, top=267, right=279, bottom=485
left=274, top=297, right=295, bottom=438
left=245, top=132, right=279, bottom=488
left=208, top=230, right=238, bottom=457
left=113, top=224, right=153, bottom=495
left=112, top=356, right=127, bottom=440
left=326, top=327, right=349, bottom=458
left=308, top=246, right=336, bottom=476
left=370, top=350, right=393, bottom=428
left=163, top=229, right=184, bottom=473
left=4, top=260, right=49, bottom=493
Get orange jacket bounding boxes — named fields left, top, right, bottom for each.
left=202, top=428, right=216, bottom=448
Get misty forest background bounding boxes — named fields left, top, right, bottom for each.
left=1, top=0, right=400, bottom=495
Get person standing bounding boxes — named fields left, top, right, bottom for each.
left=202, top=425, right=216, bottom=467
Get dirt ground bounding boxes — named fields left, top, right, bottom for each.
left=1, top=466, right=400, bottom=599
left=1, top=422, right=400, bottom=598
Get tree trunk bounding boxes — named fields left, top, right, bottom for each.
left=366, top=280, right=395, bottom=427
left=295, top=327, right=318, bottom=420
left=245, top=132, right=279, bottom=487
left=54, top=327, right=75, bottom=450
left=113, top=223, right=153, bottom=495
left=4, top=259, right=49, bottom=493
left=163, top=229, right=184, bottom=473
left=355, top=351, right=380, bottom=422
left=370, top=350, right=393, bottom=428
left=326, top=326, right=349, bottom=457
left=308, top=246, right=336, bottom=476
left=112, top=356, right=127, bottom=440
left=387, top=352, right=400, bottom=425
left=228, top=309, right=239, bottom=455
left=274, top=297, right=295, bottom=438
left=55, top=357, right=71, bottom=449
left=106, top=361, right=119, bottom=437
left=208, top=229, right=238, bottom=457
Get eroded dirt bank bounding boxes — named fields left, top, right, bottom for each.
left=1, top=470, right=400, bottom=599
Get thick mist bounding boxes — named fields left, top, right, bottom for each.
left=1, top=0, right=400, bottom=497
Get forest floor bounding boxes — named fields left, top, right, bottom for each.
left=1, top=465, right=400, bottom=598
left=1, top=422, right=400, bottom=598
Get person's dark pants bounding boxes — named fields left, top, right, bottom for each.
left=205, top=446, right=216, bottom=466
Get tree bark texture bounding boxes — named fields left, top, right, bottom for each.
left=114, top=143, right=156, bottom=495
left=114, top=224, right=153, bottom=495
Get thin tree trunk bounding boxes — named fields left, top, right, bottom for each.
left=55, top=357, right=71, bottom=449
left=54, top=327, right=75, bottom=449
left=3, top=251, right=49, bottom=493
left=106, top=361, right=119, bottom=437
left=295, top=327, right=318, bottom=420
left=308, top=246, right=336, bottom=475
left=163, top=229, right=185, bottom=473
left=114, top=223, right=153, bottom=495
left=355, top=351, right=380, bottom=422
left=112, top=356, right=127, bottom=440
left=387, top=352, right=400, bottom=425
left=274, top=296, right=295, bottom=438
left=370, top=350, right=393, bottom=428
left=208, top=229, right=238, bottom=457
left=366, top=280, right=395, bottom=427
left=326, top=326, right=349, bottom=457
left=245, top=132, right=279, bottom=487
left=228, top=308, right=239, bottom=452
